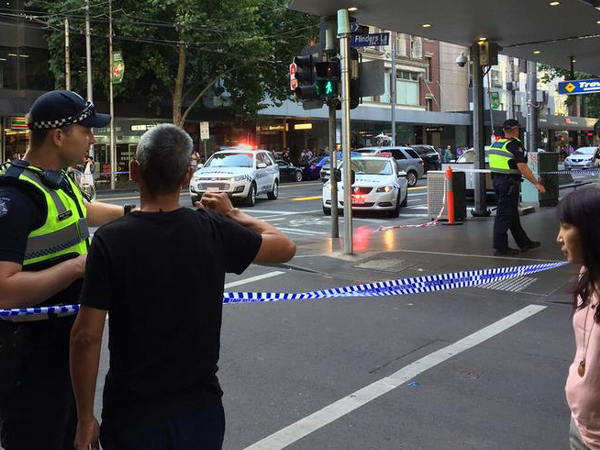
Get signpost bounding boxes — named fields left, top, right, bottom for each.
left=200, top=121, right=209, bottom=161
left=349, top=33, right=389, bottom=48
left=558, top=78, right=600, bottom=95
left=289, top=62, right=298, bottom=91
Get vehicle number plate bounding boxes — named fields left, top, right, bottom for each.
left=207, top=187, right=220, bottom=192
left=352, top=196, right=365, bottom=205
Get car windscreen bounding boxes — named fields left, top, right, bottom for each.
left=341, top=160, right=394, bottom=175
left=573, top=148, right=597, bottom=156
left=205, top=153, right=253, bottom=168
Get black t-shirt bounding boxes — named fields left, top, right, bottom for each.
left=505, top=138, right=528, bottom=170
left=79, top=207, right=262, bottom=415
left=0, top=184, right=83, bottom=309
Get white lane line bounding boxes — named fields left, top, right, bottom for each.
left=243, top=304, right=546, bottom=450
left=277, top=227, right=327, bottom=236
left=225, top=271, right=286, bottom=289
left=398, top=213, right=428, bottom=217
left=406, top=206, right=428, bottom=210
left=408, top=193, right=427, bottom=197
left=250, top=210, right=322, bottom=220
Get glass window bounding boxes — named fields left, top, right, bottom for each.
left=390, top=149, right=406, bottom=159
left=405, top=149, right=420, bottom=159
left=205, top=152, right=253, bottom=168
left=381, top=73, right=391, bottom=103
left=23, top=48, right=54, bottom=90
left=410, top=37, right=423, bottom=58
left=397, top=79, right=419, bottom=105
left=0, top=47, right=19, bottom=90
left=397, top=34, right=408, bottom=57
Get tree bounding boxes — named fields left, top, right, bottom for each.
left=539, top=64, right=600, bottom=119
left=28, top=0, right=318, bottom=125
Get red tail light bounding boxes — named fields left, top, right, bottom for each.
left=418, top=160, right=423, bottom=165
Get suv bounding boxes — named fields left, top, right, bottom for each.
left=189, top=148, right=279, bottom=206
left=355, top=147, right=424, bottom=187
left=411, top=145, right=441, bottom=172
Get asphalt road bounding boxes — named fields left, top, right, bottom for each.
left=82, top=174, right=596, bottom=450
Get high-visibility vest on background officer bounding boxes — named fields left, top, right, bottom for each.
left=490, top=118, right=546, bottom=257
left=0, top=90, right=133, bottom=450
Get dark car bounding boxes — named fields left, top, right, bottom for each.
left=276, top=160, right=304, bottom=182
left=301, top=156, right=327, bottom=180
left=410, top=145, right=441, bottom=172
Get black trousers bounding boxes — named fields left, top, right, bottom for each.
left=100, top=399, right=226, bottom=450
left=0, top=325, right=77, bottom=450
left=492, top=176, right=531, bottom=251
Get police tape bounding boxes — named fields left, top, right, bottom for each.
left=0, top=261, right=567, bottom=316
left=440, top=167, right=600, bottom=176
left=377, top=186, right=446, bottom=232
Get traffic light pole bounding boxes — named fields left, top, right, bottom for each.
left=328, top=103, right=339, bottom=239
left=338, top=9, right=353, bottom=255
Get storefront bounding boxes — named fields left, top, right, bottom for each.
left=1, top=116, right=29, bottom=162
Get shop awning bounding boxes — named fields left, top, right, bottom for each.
left=288, top=0, right=600, bottom=76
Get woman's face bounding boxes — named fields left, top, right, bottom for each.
left=557, top=222, right=584, bottom=264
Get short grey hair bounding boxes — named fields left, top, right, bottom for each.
left=135, top=124, right=193, bottom=196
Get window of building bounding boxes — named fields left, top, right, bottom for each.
left=397, top=34, right=408, bottom=57
left=381, top=72, right=391, bottom=103
left=397, top=77, right=419, bottom=106
left=491, top=69, right=502, bottom=88
left=426, top=98, right=433, bottom=111
left=426, top=57, right=432, bottom=81
left=0, top=47, right=19, bottom=90
left=23, top=48, right=54, bottom=90
left=410, top=37, right=423, bottom=59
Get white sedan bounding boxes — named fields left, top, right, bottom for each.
left=322, top=156, right=408, bottom=217
left=564, top=147, right=600, bottom=170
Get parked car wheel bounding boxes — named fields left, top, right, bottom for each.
left=407, top=170, right=418, bottom=187
left=388, top=195, right=401, bottom=218
left=323, top=205, right=331, bottom=216
left=400, top=192, right=408, bottom=207
left=245, top=183, right=257, bottom=206
left=267, top=180, right=279, bottom=200
left=294, top=170, right=303, bottom=182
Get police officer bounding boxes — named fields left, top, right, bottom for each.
left=490, top=119, right=546, bottom=256
left=0, top=90, right=133, bottom=450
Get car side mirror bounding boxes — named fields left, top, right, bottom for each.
left=332, top=168, right=341, bottom=182
left=257, top=162, right=267, bottom=169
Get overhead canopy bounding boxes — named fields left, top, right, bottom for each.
left=288, top=0, right=600, bottom=76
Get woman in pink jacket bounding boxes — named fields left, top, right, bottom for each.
left=558, top=187, right=600, bottom=450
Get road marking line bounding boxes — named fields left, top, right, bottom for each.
left=291, top=196, right=323, bottom=201
left=225, top=271, right=285, bottom=289
left=251, top=210, right=322, bottom=219
left=277, top=227, right=327, bottom=236
left=408, top=186, right=427, bottom=191
left=243, top=304, right=546, bottom=450
left=397, top=213, right=429, bottom=217
left=406, top=206, right=428, bottom=210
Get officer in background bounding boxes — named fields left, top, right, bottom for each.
left=489, top=119, right=546, bottom=256
left=0, top=90, right=134, bottom=450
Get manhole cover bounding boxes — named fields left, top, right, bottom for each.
left=354, top=259, right=416, bottom=273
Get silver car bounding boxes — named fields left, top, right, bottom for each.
left=356, top=147, right=424, bottom=187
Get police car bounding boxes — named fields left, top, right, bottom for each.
left=189, top=148, right=279, bottom=206
left=322, top=155, right=408, bottom=217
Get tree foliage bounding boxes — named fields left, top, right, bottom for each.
left=28, top=0, right=319, bottom=124
left=539, top=64, right=600, bottom=119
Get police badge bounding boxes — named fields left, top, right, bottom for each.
left=0, top=197, right=10, bottom=218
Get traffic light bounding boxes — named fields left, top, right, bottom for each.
left=294, top=55, right=319, bottom=101
left=315, top=58, right=340, bottom=98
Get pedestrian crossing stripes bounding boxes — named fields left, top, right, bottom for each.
left=480, top=276, right=537, bottom=292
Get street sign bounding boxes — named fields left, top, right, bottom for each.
left=558, top=78, right=600, bottom=95
left=200, top=121, right=209, bottom=141
left=289, top=62, right=298, bottom=91
left=349, top=22, right=369, bottom=35
left=350, top=33, right=390, bottom=48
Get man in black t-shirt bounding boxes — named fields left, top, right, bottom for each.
left=70, top=124, right=296, bottom=450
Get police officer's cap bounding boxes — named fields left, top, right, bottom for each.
left=502, top=119, right=520, bottom=130
left=27, top=90, right=111, bottom=130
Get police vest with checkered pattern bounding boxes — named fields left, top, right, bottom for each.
left=0, top=163, right=90, bottom=267
left=488, top=139, right=521, bottom=175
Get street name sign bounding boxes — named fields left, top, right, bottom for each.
left=350, top=33, right=390, bottom=48
left=558, top=78, right=600, bottom=95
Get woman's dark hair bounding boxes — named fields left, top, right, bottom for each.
left=557, top=187, right=600, bottom=322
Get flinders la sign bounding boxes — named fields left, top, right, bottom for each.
left=558, top=79, right=600, bottom=95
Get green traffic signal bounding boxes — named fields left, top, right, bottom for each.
left=315, top=79, right=338, bottom=97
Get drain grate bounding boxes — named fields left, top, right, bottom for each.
left=480, top=276, right=538, bottom=293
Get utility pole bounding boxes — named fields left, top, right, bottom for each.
left=64, top=18, right=71, bottom=90
left=108, top=0, right=116, bottom=190
left=85, top=0, right=94, bottom=159
left=507, top=57, right=515, bottom=120
left=391, top=32, right=397, bottom=145
left=526, top=60, right=538, bottom=153
left=471, top=41, right=489, bottom=217
left=323, top=18, right=339, bottom=238
left=338, top=9, right=353, bottom=255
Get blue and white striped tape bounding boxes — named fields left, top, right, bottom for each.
left=540, top=168, right=600, bottom=176
left=0, top=261, right=567, bottom=317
